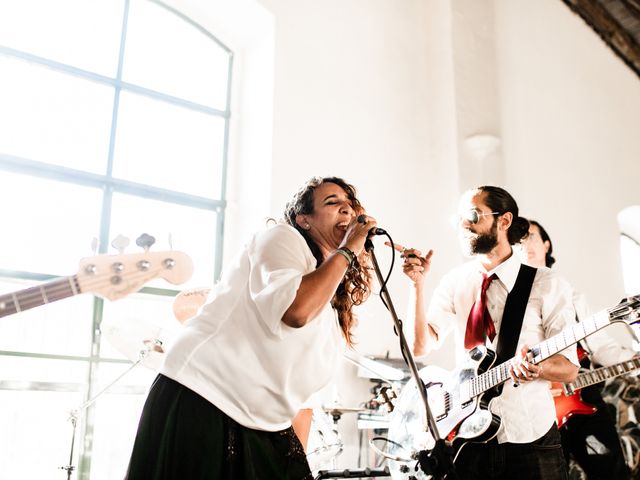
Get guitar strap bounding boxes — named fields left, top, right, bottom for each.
left=494, top=264, right=537, bottom=379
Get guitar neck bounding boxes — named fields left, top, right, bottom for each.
left=0, top=276, right=80, bottom=318
left=529, top=310, right=614, bottom=364
left=569, top=357, right=640, bottom=392
left=469, top=305, right=620, bottom=398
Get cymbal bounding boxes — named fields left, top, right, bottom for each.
left=322, top=405, right=369, bottom=415
left=173, top=287, right=211, bottom=323
left=342, top=351, right=406, bottom=382
left=101, top=320, right=176, bottom=371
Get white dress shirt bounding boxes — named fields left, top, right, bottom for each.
left=161, top=223, right=344, bottom=431
left=427, top=251, right=579, bottom=443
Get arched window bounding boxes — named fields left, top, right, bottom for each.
left=0, top=1, right=232, bottom=477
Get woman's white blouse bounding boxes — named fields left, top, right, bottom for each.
left=161, top=224, right=344, bottom=431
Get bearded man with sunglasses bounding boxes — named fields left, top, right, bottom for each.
left=400, top=186, right=580, bottom=480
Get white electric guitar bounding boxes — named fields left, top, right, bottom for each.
left=384, top=295, right=640, bottom=479
left=0, top=249, right=193, bottom=318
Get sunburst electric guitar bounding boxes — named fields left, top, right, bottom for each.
left=0, top=250, right=193, bottom=318
left=386, top=295, right=640, bottom=477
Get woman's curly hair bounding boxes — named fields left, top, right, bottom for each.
left=284, top=176, right=372, bottom=346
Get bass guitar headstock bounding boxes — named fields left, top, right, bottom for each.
left=76, top=250, right=193, bottom=301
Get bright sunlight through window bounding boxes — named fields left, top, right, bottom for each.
left=0, top=1, right=232, bottom=478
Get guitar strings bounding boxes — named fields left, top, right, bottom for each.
left=0, top=266, right=177, bottom=313
left=471, top=302, right=639, bottom=395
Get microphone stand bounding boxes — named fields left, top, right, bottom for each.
left=364, top=237, right=455, bottom=479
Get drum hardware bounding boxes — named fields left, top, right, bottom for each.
left=362, top=234, right=455, bottom=479
left=313, top=466, right=391, bottom=479
left=101, top=318, right=177, bottom=371
left=369, top=437, right=415, bottom=463
left=369, top=436, right=456, bottom=480
left=356, top=412, right=389, bottom=431
left=323, top=405, right=369, bottom=420
left=362, top=380, right=398, bottom=414
left=307, top=408, right=345, bottom=471
left=59, top=338, right=163, bottom=479
left=307, top=405, right=371, bottom=472
left=377, top=386, right=397, bottom=413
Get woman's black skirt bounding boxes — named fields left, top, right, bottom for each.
left=125, top=374, right=312, bottom=480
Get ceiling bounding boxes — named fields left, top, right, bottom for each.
left=561, top=0, right=640, bottom=79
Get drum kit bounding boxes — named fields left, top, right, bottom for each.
left=59, top=287, right=430, bottom=480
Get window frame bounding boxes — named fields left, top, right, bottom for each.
left=0, top=1, right=233, bottom=477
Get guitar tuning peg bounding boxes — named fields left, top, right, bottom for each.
left=90, top=237, right=99, bottom=255
left=168, top=233, right=173, bottom=251
left=136, top=233, right=156, bottom=251
left=111, top=234, right=130, bottom=254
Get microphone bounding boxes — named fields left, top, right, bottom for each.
left=357, top=214, right=386, bottom=236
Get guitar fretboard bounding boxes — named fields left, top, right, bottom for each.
left=468, top=298, right=640, bottom=398
left=572, top=358, right=640, bottom=391
left=0, top=276, right=80, bottom=318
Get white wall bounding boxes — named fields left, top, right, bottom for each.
left=494, top=0, right=640, bottom=330
left=164, top=0, right=640, bottom=471
left=259, top=0, right=464, bottom=358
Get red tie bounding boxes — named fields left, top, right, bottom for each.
left=464, top=273, right=497, bottom=349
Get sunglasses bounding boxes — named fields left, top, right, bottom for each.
left=457, top=209, right=500, bottom=225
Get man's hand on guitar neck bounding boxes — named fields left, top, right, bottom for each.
left=509, top=344, right=543, bottom=386
left=509, top=344, right=579, bottom=386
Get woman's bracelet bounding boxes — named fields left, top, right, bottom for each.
left=335, top=247, right=355, bottom=268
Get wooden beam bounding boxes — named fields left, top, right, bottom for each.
left=562, top=0, right=640, bottom=79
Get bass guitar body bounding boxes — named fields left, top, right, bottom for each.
left=552, top=386, right=598, bottom=428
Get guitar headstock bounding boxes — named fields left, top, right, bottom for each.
left=76, top=250, right=194, bottom=301
left=612, top=294, right=640, bottom=327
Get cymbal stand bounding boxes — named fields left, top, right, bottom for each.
left=364, top=237, right=455, bottom=479
left=328, top=410, right=343, bottom=470
left=59, top=339, right=163, bottom=479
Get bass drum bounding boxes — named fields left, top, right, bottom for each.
left=306, top=408, right=343, bottom=472
left=376, top=366, right=438, bottom=480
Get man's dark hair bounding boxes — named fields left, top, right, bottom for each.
left=477, top=186, right=530, bottom=245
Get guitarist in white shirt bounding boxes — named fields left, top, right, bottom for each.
left=519, top=219, right=633, bottom=479
left=399, top=186, right=579, bottom=480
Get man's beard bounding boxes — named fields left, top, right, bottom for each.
left=462, top=221, right=498, bottom=256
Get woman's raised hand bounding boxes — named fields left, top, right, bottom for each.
left=341, top=215, right=377, bottom=256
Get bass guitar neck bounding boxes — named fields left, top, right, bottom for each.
left=553, top=356, right=640, bottom=428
